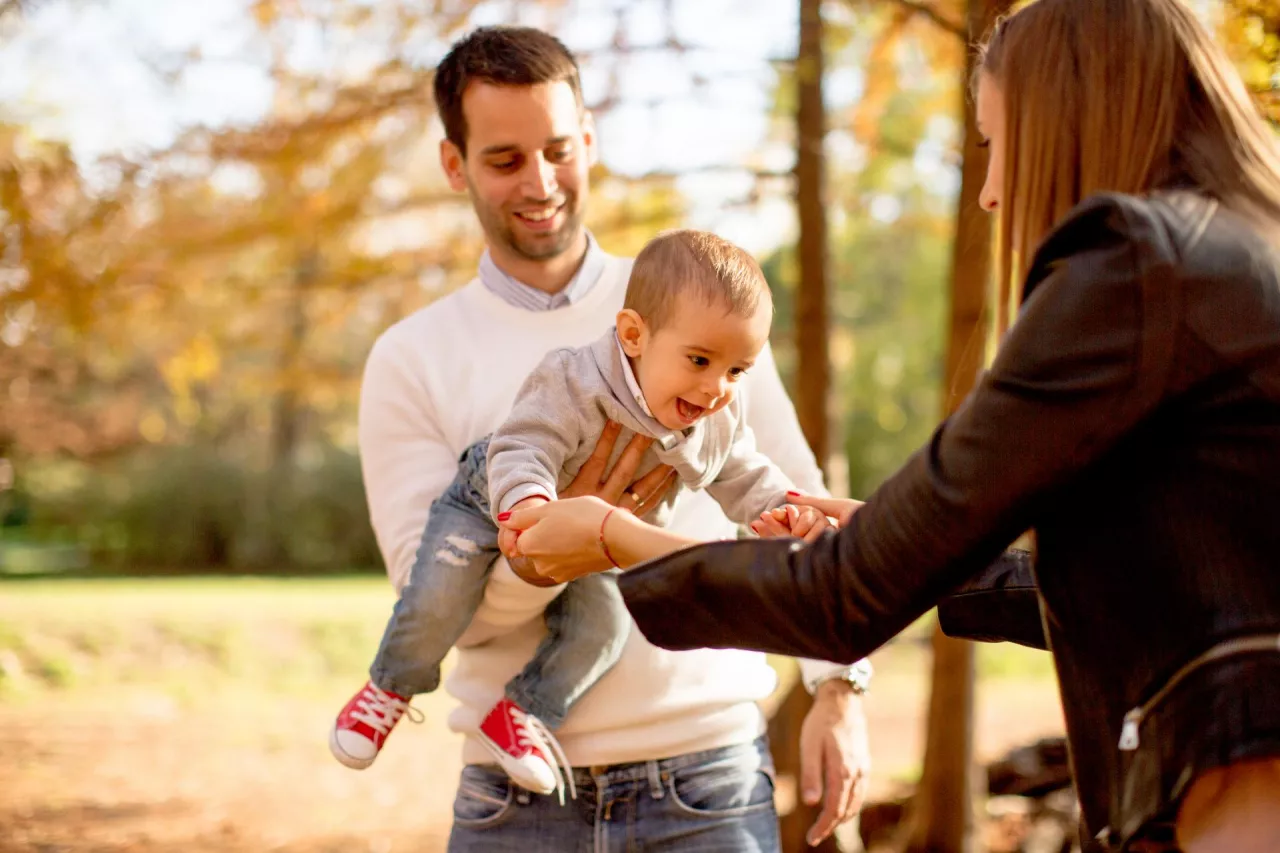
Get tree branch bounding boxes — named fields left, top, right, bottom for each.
left=603, top=164, right=794, bottom=183
left=876, top=0, right=967, bottom=40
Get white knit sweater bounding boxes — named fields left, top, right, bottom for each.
left=358, top=253, right=841, bottom=766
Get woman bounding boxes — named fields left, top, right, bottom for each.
left=501, top=0, right=1280, bottom=850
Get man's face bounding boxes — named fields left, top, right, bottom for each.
left=440, top=81, right=595, bottom=263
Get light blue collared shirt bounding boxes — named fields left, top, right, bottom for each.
left=477, top=233, right=606, bottom=311
left=614, top=331, right=655, bottom=419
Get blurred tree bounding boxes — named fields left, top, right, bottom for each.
left=1221, top=0, right=1280, bottom=122
left=795, top=0, right=833, bottom=471
left=764, top=1, right=991, bottom=850
left=771, top=8, right=840, bottom=850
left=4, top=0, right=1271, bottom=578
left=0, top=0, right=693, bottom=570
left=898, top=0, right=1011, bottom=849
left=0, top=129, right=152, bottom=459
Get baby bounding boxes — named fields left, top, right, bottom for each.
left=330, top=230, right=829, bottom=800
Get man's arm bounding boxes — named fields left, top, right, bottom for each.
left=703, top=412, right=794, bottom=526
left=739, top=341, right=873, bottom=845
left=358, top=331, right=562, bottom=644
left=740, top=344, right=873, bottom=685
left=486, top=350, right=585, bottom=515
left=739, top=343, right=827, bottom=494
left=358, top=333, right=463, bottom=593
left=619, top=195, right=1174, bottom=664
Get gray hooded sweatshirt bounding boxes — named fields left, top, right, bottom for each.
left=487, top=327, right=795, bottom=527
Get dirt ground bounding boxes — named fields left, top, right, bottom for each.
left=0, top=663, right=1066, bottom=852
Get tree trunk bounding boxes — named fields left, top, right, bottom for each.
left=795, top=0, right=831, bottom=468
left=775, top=0, right=838, bottom=850
left=900, top=0, right=1012, bottom=850
left=269, top=250, right=317, bottom=472
left=258, top=248, right=317, bottom=567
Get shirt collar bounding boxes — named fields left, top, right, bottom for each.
left=478, top=232, right=605, bottom=311
left=614, top=331, right=654, bottom=418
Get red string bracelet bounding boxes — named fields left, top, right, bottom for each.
left=600, top=507, right=621, bottom=568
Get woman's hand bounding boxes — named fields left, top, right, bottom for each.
left=497, top=495, right=549, bottom=559
left=749, top=493, right=865, bottom=540
left=787, top=493, right=865, bottom=528
left=501, top=496, right=617, bottom=585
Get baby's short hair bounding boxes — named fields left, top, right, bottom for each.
left=624, top=230, right=772, bottom=331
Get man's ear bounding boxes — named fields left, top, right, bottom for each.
left=616, top=309, right=648, bottom=357
left=581, top=111, right=599, bottom=167
left=440, top=139, right=468, bottom=193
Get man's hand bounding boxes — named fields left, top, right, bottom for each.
left=502, top=421, right=675, bottom=588
left=799, top=680, right=871, bottom=847
left=562, top=420, right=676, bottom=515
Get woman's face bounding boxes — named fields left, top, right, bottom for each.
left=976, top=71, right=1005, bottom=213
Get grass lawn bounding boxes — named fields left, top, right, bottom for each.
left=0, top=576, right=1065, bottom=852
left=0, top=576, right=397, bottom=700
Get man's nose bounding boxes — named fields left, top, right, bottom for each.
left=522, top=154, right=558, bottom=200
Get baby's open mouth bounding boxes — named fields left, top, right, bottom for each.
left=675, top=398, right=706, bottom=423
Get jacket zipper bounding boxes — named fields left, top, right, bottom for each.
left=1118, top=633, right=1280, bottom=751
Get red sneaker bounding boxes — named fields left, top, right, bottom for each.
left=329, top=681, right=420, bottom=770
left=478, top=698, right=575, bottom=802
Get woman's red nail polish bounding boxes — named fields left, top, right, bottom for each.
left=787, top=490, right=801, bottom=497
left=497, top=512, right=512, bottom=521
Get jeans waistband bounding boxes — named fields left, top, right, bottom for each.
left=572, top=735, right=771, bottom=788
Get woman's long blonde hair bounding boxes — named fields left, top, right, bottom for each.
left=980, top=0, right=1280, bottom=327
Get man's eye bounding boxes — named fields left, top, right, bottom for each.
left=491, top=160, right=518, bottom=171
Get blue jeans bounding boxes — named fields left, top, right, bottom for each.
left=369, top=437, right=631, bottom=728
left=447, top=735, right=782, bottom=852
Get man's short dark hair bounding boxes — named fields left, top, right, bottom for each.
left=433, top=26, right=583, bottom=156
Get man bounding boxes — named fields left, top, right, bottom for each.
left=357, top=25, right=873, bottom=850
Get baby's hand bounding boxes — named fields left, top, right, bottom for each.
left=749, top=504, right=831, bottom=543
left=788, top=504, right=831, bottom=542
left=750, top=505, right=795, bottom=539
left=497, top=495, right=550, bottom=558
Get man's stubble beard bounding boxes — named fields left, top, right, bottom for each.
left=470, top=183, right=585, bottom=262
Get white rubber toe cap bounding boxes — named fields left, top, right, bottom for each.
left=329, top=727, right=376, bottom=770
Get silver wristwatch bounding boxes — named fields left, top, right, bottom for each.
left=803, top=658, right=873, bottom=696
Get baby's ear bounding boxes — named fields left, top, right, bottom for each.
left=615, top=309, right=648, bottom=356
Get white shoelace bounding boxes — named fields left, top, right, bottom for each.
left=350, top=684, right=423, bottom=735
left=509, top=705, right=577, bottom=805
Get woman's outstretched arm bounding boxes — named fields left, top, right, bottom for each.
left=502, top=495, right=705, bottom=584
left=617, top=195, right=1172, bottom=662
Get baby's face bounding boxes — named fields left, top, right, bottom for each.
left=633, top=292, right=772, bottom=431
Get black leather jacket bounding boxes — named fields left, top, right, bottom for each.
left=617, top=192, right=1280, bottom=851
